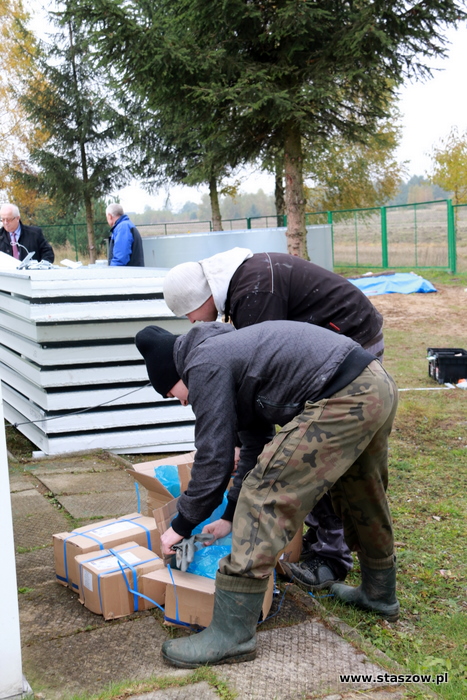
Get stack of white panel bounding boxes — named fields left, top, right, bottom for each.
left=0, top=266, right=194, bottom=456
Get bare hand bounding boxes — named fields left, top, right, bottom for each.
left=202, top=519, right=232, bottom=543
left=160, top=526, right=184, bottom=557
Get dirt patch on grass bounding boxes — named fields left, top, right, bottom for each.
left=370, top=283, right=465, bottom=334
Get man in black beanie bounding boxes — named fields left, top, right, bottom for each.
left=135, top=326, right=181, bottom=399
left=135, top=320, right=399, bottom=669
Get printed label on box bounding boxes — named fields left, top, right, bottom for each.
left=86, top=521, right=137, bottom=538
left=83, top=569, right=93, bottom=592
left=90, top=551, right=141, bottom=571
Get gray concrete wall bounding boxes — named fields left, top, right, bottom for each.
left=142, top=225, right=333, bottom=270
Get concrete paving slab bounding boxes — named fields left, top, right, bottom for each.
left=25, top=452, right=126, bottom=475
left=124, top=683, right=219, bottom=700
left=8, top=472, right=38, bottom=492
left=11, top=490, right=70, bottom=549
left=16, top=546, right=56, bottom=588
left=11, top=487, right=53, bottom=515
left=21, top=615, right=177, bottom=700
left=324, top=691, right=406, bottom=699
left=37, top=469, right=135, bottom=495
left=57, top=491, right=138, bottom=518
left=217, top=620, right=393, bottom=700
left=18, top=574, right=111, bottom=644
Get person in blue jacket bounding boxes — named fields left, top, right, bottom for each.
left=106, top=203, right=145, bottom=267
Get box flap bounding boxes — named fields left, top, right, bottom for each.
left=129, top=452, right=195, bottom=475
left=127, top=470, right=174, bottom=503
left=126, top=457, right=193, bottom=509
left=153, top=498, right=179, bottom=535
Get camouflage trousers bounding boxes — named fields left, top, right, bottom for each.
left=219, top=360, right=398, bottom=580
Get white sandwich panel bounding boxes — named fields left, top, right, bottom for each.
left=0, top=310, right=189, bottom=343
left=0, top=294, right=173, bottom=323
left=4, top=400, right=195, bottom=455
left=0, top=267, right=168, bottom=298
left=0, top=327, right=141, bottom=365
left=0, top=344, right=149, bottom=387
left=2, top=382, right=195, bottom=433
left=0, top=366, right=159, bottom=411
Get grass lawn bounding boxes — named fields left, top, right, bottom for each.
left=317, top=268, right=467, bottom=700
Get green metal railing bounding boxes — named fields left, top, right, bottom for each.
left=306, top=199, right=462, bottom=273
left=40, top=199, right=465, bottom=272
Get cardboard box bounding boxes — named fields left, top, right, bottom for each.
left=142, top=568, right=275, bottom=629
left=126, top=452, right=195, bottom=515
left=53, top=512, right=159, bottom=592
left=75, top=542, right=165, bottom=619
left=276, top=527, right=303, bottom=576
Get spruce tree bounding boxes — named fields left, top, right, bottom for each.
left=19, top=5, right=129, bottom=262
left=66, top=0, right=466, bottom=258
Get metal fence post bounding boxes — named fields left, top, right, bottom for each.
left=447, top=199, right=457, bottom=274
left=381, top=206, right=388, bottom=268
left=73, top=224, right=78, bottom=261
left=327, top=210, right=334, bottom=267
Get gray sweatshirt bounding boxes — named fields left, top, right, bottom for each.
left=171, top=321, right=374, bottom=537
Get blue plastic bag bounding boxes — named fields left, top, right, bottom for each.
left=187, top=544, right=232, bottom=579
left=192, top=492, right=229, bottom=534
left=154, top=464, right=181, bottom=498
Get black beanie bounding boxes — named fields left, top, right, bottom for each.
left=135, top=325, right=180, bottom=398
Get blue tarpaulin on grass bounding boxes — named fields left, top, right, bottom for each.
left=348, top=273, right=437, bottom=296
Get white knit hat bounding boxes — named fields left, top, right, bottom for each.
left=163, top=261, right=212, bottom=317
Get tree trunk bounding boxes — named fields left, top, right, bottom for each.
left=284, top=123, right=308, bottom=259
left=274, top=151, right=286, bottom=227
left=84, top=193, right=96, bottom=264
left=209, top=175, right=223, bottom=231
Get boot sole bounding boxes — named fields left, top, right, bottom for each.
left=346, top=603, right=400, bottom=622
left=281, top=562, right=343, bottom=592
left=331, top=585, right=400, bottom=621
left=161, top=649, right=257, bottom=668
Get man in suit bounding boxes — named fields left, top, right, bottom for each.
left=0, top=203, right=54, bottom=263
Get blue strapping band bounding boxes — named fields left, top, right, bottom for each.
left=77, top=544, right=165, bottom=614
left=111, top=550, right=139, bottom=612
left=163, top=616, right=196, bottom=629
left=134, top=482, right=141, bottom=513
left=308, top=591, right=335, bottom=598
left=167, top=563, right=181, bottom=625
left=62, top=531, right=105, bottom=585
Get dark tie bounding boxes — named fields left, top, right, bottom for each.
left=11, top=233, right=20, bottom=260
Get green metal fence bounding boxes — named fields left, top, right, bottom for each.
left=306, top=199, right=463, bottom=273
left=40, top=200, right=465, bottom=272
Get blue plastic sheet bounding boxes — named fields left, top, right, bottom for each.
left=192, top=493, right=229, bottom=534
left=186, top=495, right=232, bottom=577
left=186, top=544, right=232, bottom=579
left=348, top=273, right=437, bottom=296
left=154, top=464, right=181, bottom=498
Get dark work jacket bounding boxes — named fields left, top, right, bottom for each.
left=0, top=223, right=55, bottom=263
left=169, top=321, right=374, bottom=537
left=225, top=252, right=382, bottom=347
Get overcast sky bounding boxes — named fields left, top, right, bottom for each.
left=29, top=6, right=467, bottom=212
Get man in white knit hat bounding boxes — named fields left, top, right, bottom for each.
left=163, top=247, right=253, bottom=323
left=163, top=247, right=385, bottom=591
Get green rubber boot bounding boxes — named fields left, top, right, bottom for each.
left=161, top=571, right=268, bottom=668
left=331, top=558, right=400, bottom=621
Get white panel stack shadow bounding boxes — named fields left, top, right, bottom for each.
left=0, top=266, right=194, bottom=456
